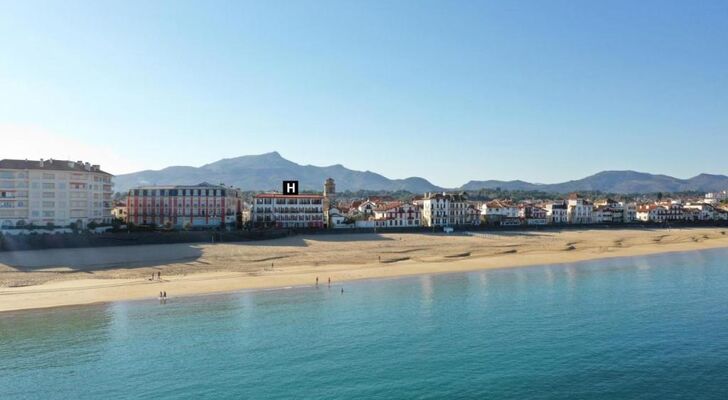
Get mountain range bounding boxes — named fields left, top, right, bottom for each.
left=113, top=152, right=728, bottom=195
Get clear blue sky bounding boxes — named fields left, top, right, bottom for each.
left=1, top=0, right=726, bottom=187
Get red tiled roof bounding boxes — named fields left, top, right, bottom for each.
left=374, top=201, right=403, bottom=211
left=485, top=200, right=514, bottom=208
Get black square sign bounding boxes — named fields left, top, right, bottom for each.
left=283, top=180, right=299, bottom=195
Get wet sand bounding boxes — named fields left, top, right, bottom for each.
left=1, top=227, right=728, bottom=312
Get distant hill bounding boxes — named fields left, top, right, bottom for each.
left=113, top=153, right=728, bottom=194
left=459, top=171, right=728, bottom=194
left=113, top=152, right=444, bottom=193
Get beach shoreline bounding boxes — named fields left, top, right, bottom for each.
left=2, top=227, right=728, bottom=313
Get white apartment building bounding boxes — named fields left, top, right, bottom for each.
left=657, top=201, right=685, bottom=221
left=126, top=183, right=242, bottom=228
left=327, top=206, right=349, bottom=228
left=518, top=205, right=548, bottom=225
left=705, top=190, right=727, bottom=205
left=252, top=193, right=324, bottom=228
left=111, top=202, right=128, bottom=221
left=567, top=194, right=593, bottom=224
left=0, top=159, right=113, bottom=229
left=593, top=199, right=636, bottom=224
left=421, top=192, right=476, bottom=227
left=636, top=205, right=668, bottom=223
left=683, top=203, right=721, bottom=221
left=593, top=206, right=613, bottom=224
left=372, top=202, right=421, bottom=228
left=481, top=200, right=519, bottom=225
left=357, top=200, right=378, bottom=216
left=545, top=201, right=568, bottom=224
left=622, top=202, right=637, bottom=223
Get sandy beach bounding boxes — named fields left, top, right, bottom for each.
left=1, top=227, right=727, bottom=312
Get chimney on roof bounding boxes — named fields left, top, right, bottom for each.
left=92, top=164, right=100, bottom=171
left=39, top=158, right=44, bottom=167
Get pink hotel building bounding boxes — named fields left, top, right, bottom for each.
left=126, top=183, right=242, bottom=228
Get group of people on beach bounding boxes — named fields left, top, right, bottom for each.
left=315, top=276, right=344, bottom=293
left=152, top=270, right=166, bottom=303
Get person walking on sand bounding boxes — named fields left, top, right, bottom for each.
left=163, top=291, right=167, bottom=298
left=157, top=271, right=161, bottom=280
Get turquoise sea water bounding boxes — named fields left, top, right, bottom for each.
left=1, top=248, right=728, bottom=399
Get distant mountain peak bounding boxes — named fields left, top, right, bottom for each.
left=114, top=152, right=442, bottom=193
left=112, top=152, right=728, bottom=194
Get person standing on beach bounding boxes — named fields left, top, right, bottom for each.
left=328, top=277, right=331, bottom=287
left=163, top=291, right=167, bottom=298
left=316, top=276, right=319, bottom=286
left=157, top=271, right=161, bottom=280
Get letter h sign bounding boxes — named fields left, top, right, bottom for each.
left=283, top=180, right=299, bottom=195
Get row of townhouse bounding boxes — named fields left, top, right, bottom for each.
left=313, top=191, right=481, bottom=229
left=135, top=175, right=728, bottom=230
left=480, top=195, right=636, bottom=226
left=328, top=191, right=728, bottom=230
left=479, top=195, right=728, bottom=226
left=541, top=195, right=638, bottom=225
left=636, top=201, right=728, bottom=223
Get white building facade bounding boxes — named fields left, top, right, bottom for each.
left=422, top=192, right=476, bottom=227
left=545, top=202, right=568, bottom=224
left=252, top=193, right=324, bottom=229
left=0, top=159, right=113, bottom=229
left=705, top=191, right=727, bottom=205
left=683, top=203, right=719, bottom=221
left=519, top=205, right=548, bottom=225
left=481, top=200, right=519, bottom=225
left=372, top=202, right=422, bottom=228
left=567, top=194, right=593, bottom=224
